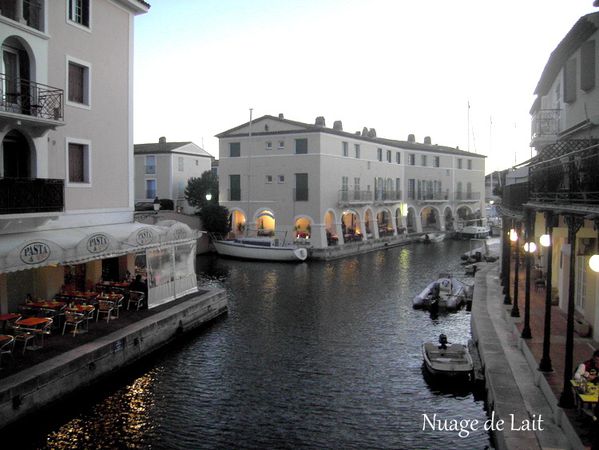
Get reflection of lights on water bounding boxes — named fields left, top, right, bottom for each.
left=45, top=370, right=159, bottom=449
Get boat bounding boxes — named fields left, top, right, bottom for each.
left=419, top=232, right=445, bottom=243
left=422, top=334, right=474, bottom=378
left=412, top=274, right=472, bottom=310
left=455, top=219, right=490, bottom=239
left=212, top=236, right=308, bottom=261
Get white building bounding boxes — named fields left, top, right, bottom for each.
left=134, top=137, right=213, bottom=214
left=217, top=114, right=486, bottom=249
left=0, top=1, right=199, bottom=311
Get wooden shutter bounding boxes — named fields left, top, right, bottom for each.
left=68, top=63, right=84, bottom=103
left=69, top=143, right=84, bottom=182
left=564, top=57, right=577, bottom=103
left=581, top=40, right=595, bottom=92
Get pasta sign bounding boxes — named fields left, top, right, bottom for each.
left=87, top=234, right=109, bottom=254
left=20, top=242, right=51, bottom=264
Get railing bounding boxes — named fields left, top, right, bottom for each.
left=415, top=191, right=447, bottom=202
left=529, top=139, right=599, bottom=204
left=0, top=74, right=64, bottom=121
left=294, top=188, right=309, bottom=202
left=374, top=190, right=402, bottom=202
left=531, top=109, right=560, bottom=142
left=338, top=190, right=374, bottom=204
left=454, top=191, right=481, bottom=201
left=0, top=0, right=44, bottom=31
left=0, top=178, right=64, bottom=214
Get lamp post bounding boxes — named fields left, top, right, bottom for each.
left=206, top=193, right=212, bottom=202
left=521, top=211, right=534, bottom=339
left=510, top=225, right=520, bottom=318
left=504, top=220, right=513, bottom=304
left=539, top=212, right=554, bottom=372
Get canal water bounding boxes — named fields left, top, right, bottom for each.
left=20, top=240, right=491, bottom=449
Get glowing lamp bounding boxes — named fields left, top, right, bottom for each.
left=539, top=234, right=550, bottom=247
left=590, top=255, right=599, bottom=273
left=524, top=242, right=537, bottom=253
left=509, top=229, right=518, bottom=242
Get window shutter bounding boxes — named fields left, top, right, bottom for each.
left=581, top=40, right=595, bottom=92
left=69, top=143, right=84, bottom=182
left=564, top=57, right=577, bottom=103
left=82, top=0, right=89, bottom=27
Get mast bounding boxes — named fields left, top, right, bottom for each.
left=246, top=108, right=253, bottom=235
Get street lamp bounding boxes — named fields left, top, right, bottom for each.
left=205, top=193, right=212, bottom=202
left=524, top=242, right=537, bottom=253
left=540, top=234, right=550, bottom=248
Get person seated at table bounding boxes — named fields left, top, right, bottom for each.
left=129, top=275, right=148, bottom=296
left=25, top=294, right=33, bottom=304
left=574, top=349, right=599, bottom=382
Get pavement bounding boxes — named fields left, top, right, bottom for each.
left=471, top=241, right=594, bottom=450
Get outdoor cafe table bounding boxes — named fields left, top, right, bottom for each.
left=14, top=317, right=53, bottom=350
left=28, top=301, right=66, bottom=310
left=96, top=281, right=130, bottom=291
left=571, top=380, right=598, bottom=418
left=0, top=313, right=20, bottom=333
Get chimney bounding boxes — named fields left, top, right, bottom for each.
left=159, top=136, right=167, bottom=150
left=408, top=134, right=415, bottom=143
left=333, top=120, right=343, bottom=131
left=355, top=131, right=361, bottom=135
left=278, top=113, right=284, bottom=119
left=424, top=136, right=431, bottom=144
left=367, top=128, right=377, bottom=138
left=362, top=127, right=368, bottom=136
left=315, top=116, right=326, bottom=127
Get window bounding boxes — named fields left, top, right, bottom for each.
left=266, top=141, right=273, bottom=151
left=355, top=144, right=360, bottom=159
left=564, top=57, right=577, bottom=103
left=377, top=148, right=383, bottom=161
left=277, top=175, right=285, bottom=183
left=266, top=175, right=273, bottom=184
left=341, top=176, right=348, bottom=191
left=434, top=156, right=440, bottom=167
left=230, top=142, right=240, bottom=157
left=354, top=177, right=360, bottom=192
left=178, top=157, right=184, bottom=171
left=145, top=155, right=156, bottom=174
left=278, top=140, right=285, bottom=150
left=195, top=160, right=199, bottom=166
left=457, top=158, right=463, bottom=169
left=386, top=150, right=392, bottom=163
left=408, top=154, right=415, bottom=165
left=342, top=142, right=348, bottom=157
left=68, top=0, right=90, bottom=28
left=408, top=179, right=415, bottom=200
left=295, top=173, right=308, bottom=201
left=396, top=178, right=401, bottom=194
left=581, top=40, right=596, bottom=92
left=68, top=141, right=90, bottom=184
left=295, top=138, right=308, bottom=154
left=467, top=159, right=472, bottom=170
left=67, top=59, right=91, bottom=106
left=396, top=152, right=401, bottom=164
left=229, top=175, right=241, bottom=201
left=421, top=155, right=427, bottom=166
left=145, top=179, right=156, bottom=199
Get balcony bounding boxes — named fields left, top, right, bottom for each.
left=530, top=109, right=560, bottom=147
left=338, top=190, right=373, bottom=206
left=503, top=182, right=529, bottom=213
left=374, top=190, right=402, bottom=203
left=414, top=191, right=448, bottom=203
left=0, top=178, right=64, bottom=214
left=529, top=139, right=599, bottom=204
left=454, top=192, right=481, bottom=202
left=0, top=74, right=64, bottom=134
left=0, top=0, right=44, bottom=32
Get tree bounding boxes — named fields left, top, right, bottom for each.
left=184, top=171, right=218, bottom=211
left=199, top=203, right=230, bottom=235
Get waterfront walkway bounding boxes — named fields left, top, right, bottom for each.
left=474, top=255, right=596, bottom=449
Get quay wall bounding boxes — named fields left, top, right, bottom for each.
left=0, top=288, right=227, bottom=429
left=309, top=234, right=417, bottom=260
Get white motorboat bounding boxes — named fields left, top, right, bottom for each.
left=412, top=274, right=472, bottom=311
left=456, top=220, right=490, bottom=239
left=419, top=232, right=445, bottom=243
left=212, top=237, right=308, bottom=261
left=422, top=334, right=474, bottom=378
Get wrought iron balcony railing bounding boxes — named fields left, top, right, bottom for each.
left=374, top=190, right=402, bottom=202
left=531, top=109, right=560, bottom=143
left=0, top=74, right=64, bottom=121
left=0, top=177, right=64, bottom=214
left=529, top=139, right=599, bottom=204
left=415, top=191, right=448, bottom=202
left=0, top=0, right=44, bottom=31
left=338, top=189, right=374, bottom=205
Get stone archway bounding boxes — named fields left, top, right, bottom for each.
left=229, top=209, right=247, bottom=236
left=2, top=129, right=32, bottom=178
left=255, top=209, right=276, bottom=236
left=420, top=206, right=441, bottom=232
left=377, top=209, right=393, bottom=237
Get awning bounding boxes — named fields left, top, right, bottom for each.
left=0, top=220, right=202, bottom=273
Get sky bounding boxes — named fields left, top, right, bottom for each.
left=133, top=0, right=598, bottom=175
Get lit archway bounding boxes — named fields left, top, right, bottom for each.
left=341, top=210, right=362, bottom=242
left=420, top=206, right=440, bottom=232
left=255, top=209, right=276, bottom=236
left=377, top=209, right=393, bottom=237
left=294, top=216, right=312, bottom=240
left=230, top=209, right=247, bottom=236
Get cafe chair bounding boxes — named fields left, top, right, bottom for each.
left=0, top=335, right=15, bottom=367
left=62, top=311, right=85, bottom=337
left=113, top=295, right=124, bottom=319
left=127, top=291, right=145, bottom=311
left=14, top=329, right=36, bottom=355
left=96, top=300, right=114, bottom=323
left=36, top=318, right=53, bottom=348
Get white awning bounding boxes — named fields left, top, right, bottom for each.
left=0, top=220, right=201, bottom=273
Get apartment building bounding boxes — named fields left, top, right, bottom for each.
left=217, top=114, right=486, bottom=249
left=0, top=1, right=199, bottom=311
